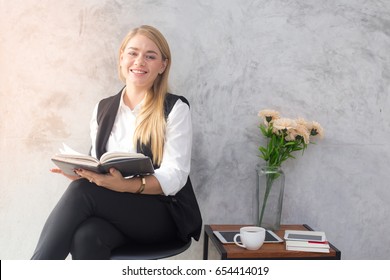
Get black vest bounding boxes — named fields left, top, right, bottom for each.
left=95, top=88, right=190, bottom=162
left=95, top=89, right=202, bottom=242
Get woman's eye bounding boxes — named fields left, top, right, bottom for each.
left=145, top=55, right=156, bottom=60
left=128, top=52, right=137, bottom=57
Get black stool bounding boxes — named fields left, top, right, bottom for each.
left=110, top=239, right=192, bottom=260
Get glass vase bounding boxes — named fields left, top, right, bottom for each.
left=254, top=164, right=285, bottom=230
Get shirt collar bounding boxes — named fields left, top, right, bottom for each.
left=119, top=87, right=147, bottom=114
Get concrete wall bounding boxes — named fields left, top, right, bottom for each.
left=1, top=0, right=389, bottom=259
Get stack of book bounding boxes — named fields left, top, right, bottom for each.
left=284, top=230, right=330, bottom=253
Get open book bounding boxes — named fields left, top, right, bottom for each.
left=51, top=144, right=154, bottom=177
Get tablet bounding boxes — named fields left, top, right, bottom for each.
left=213, top=230, right=283, bottom=244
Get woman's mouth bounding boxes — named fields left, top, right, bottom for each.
left=131, top=69, right=147, bottom=74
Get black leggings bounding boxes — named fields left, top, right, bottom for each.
left=31, top=179, right=177, bottom=260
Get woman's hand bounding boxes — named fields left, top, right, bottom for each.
left=50, top=168, right=81, bottom=181
left=75, top=168, right=129, bottom=192
left=74, top=168, right=163, bottom=194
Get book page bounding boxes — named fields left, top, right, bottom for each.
left=100, top=151, right=147, bottom=163
left=53, top=143, right=98, bottom=165
left=52, top=154, right=99, bottom=165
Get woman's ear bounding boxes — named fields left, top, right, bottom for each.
left=119, top=50, right=124, bottom=63
left=160, top=59, right=168, bottom=74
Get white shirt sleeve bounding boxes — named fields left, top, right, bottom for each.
left=153, top=99, right=192, bottom=196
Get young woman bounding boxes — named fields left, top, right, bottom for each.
left=31, top=25, right=202, bottom=260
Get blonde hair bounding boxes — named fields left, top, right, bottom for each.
left=118, top=25, right=171, bottom=166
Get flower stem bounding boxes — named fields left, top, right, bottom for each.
left=258, top=170, right=280, bottom=227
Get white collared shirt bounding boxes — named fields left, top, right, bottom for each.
left=89, top=92, right=192, bottom=196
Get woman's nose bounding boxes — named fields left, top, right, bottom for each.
left=135, top=56, right=145, bottom=66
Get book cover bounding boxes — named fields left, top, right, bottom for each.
left=284, top=230, right=326, bottom=242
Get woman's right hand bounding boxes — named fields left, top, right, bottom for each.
left=50, top=168, right=81, bottom=181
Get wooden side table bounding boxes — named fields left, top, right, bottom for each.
left=203, top=224, right=341, bottom=260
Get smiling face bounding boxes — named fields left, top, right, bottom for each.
left=120, top=34, right=167, bottom=92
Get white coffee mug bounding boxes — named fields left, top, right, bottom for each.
left=234, top=226, right=266, bottom=250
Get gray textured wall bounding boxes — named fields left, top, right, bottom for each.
left=1, top=0, right=389, bottom=259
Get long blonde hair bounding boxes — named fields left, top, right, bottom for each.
left=118, top=25, right=171, bottom=166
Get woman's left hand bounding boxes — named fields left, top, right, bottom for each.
left=75, top=168, right=128, bottom=192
